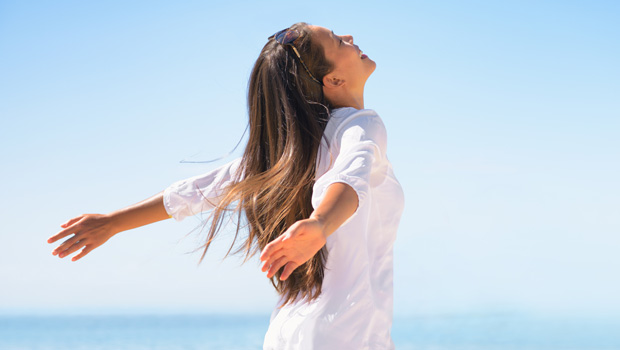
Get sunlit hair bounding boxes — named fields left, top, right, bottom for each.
left=196, top=22, right=334, bottom=306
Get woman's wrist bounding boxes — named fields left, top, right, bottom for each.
left=308, top=213, right=330, bottom=238
left=103, top=211, right=126, bottom=236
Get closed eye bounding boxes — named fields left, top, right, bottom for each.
left=332, top=30, right=343, bottom=46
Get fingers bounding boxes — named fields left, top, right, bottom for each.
left=71, top=246, right=93, bottom=262
left=52, top=235, right=80, bottom=256
left=48, top=227, right=77, bottom=244
left=259, top=225, right=299, bottom=262
left=61, top=215, right=84, bottom=228
left=260, top=236, right=286, bottom=262
left=280, top=262, right=299, bottom=281
left=261, top=246, right=285, bottom=272
left=56, top=239, right=87, bottom=259
left=48, top=216, right=85, bottom=244
left=266, top=256, right=289, bottom=279
left=259, top=221, right=307, bottom=279
left=263, top=257, right=300, bottom=280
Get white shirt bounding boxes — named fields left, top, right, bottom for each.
left=163, top=108, right=405, bottom=349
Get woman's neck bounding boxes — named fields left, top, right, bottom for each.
left=326, top=87, right=365, bottom=110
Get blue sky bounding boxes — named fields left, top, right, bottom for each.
left=1, top=0, right=618, bottom=316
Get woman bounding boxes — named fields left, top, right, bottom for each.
left=48, top=23, right=404, bottom=349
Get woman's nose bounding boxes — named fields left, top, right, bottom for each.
left=344, top=35, right=354, bottom=44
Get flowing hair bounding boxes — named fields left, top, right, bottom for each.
left=196, top=22, right=334, bottom=306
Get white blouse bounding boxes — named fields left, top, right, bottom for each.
left=163, top=108, right=405, bottom=350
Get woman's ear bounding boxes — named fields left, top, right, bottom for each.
left=323, top=74, right=345, bottom=88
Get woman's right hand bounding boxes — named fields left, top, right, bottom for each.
left=47, top=214, right=117, bottom=262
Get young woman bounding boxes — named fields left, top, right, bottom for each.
left=48, top=22, right=404, bottom=350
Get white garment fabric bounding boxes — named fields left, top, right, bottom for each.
left=163, top=108, right=405, bottom=350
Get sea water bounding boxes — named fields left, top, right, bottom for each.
left=1, top=313, right=619, bottom=349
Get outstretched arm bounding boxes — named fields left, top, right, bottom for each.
left=47, top=191, right=170, bottom=262
left=259, top=182, right=358, bottom=281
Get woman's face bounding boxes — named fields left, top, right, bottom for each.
left=310, top=25, right=376, bottom=90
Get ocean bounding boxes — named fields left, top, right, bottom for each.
left=1, top=313, right=619, bottom=349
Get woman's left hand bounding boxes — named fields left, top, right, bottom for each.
left=259, top=217, right=327, bottom=281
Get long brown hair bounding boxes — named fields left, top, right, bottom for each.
left=196, top=22, right=334, bottom=306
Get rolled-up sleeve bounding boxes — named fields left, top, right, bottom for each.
left=163, top=158, right=242, bottom=221
left=312, top=112, right=388, bottom=212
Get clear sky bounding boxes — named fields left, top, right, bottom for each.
left=1, top=0, right=618, bottom=316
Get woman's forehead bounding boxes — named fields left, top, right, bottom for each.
left=309, top=26, right=337, bottom=48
